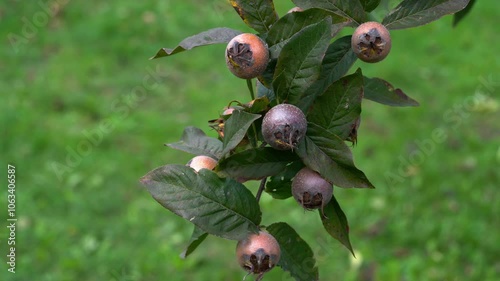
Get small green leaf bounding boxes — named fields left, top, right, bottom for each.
left=307, top=69, right=363, bottom=140
left=256, top=80, right=275, bottom=101
left=217, top=147, right=299, bottom=182
left=229, top=0, right=279, bottom=33
left=360, top=0, right=382, bottom=12
left=296, top=124, right=375, bottom=188
left=243, top=96, right=270, bottom=114
left=180, top=226, right=208, bottom=259
left=166, top=126, right=223, bottom=160
left=265, top=161, right=304, bottom=199
left=267, top=222, right=319, bottom=281
left=273, top=17, right=332, bottom=104
left=453, top=0, right=475, bottom=27
left=140, top=165, right=261, bottom=240
left=364, top=76, right=419, bottom=107
left=320, top=195, right=354, bottom=255
left=382, top=0, right=470, bottom=30
left=297, top=36, right=358, bottom=112
left=222, top=111, right=261, bottom=157
left=292, top=0, right=366, bottom=24
left=151, top=28, right=242, bottom=59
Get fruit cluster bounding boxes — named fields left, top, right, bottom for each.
left=141, top=1, right=470, bottom=280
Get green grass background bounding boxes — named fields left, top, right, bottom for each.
left=1, top=1, right=499, bottom=280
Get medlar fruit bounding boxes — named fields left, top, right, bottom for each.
left=351, top=21, right=392, bottom=63
left=236, top=231, right=281, bottom=277
left=226, top=33, right=269, bottom=79
left=261, top=104, right=307, bottom=150
left=186, top=155, right=217, bottom=172
left=292, top=167, right=333, bottom=210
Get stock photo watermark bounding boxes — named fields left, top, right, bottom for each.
left=8, top=0, right=70, bottom=53
left=50, top=65, right=170, bottom=181
left=385, top=74, right=499, bottom=185
left=6, top=164, right=17, bottom=274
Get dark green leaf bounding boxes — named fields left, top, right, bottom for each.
left=292, top=0, right=366, bottom=24
left=229, top=0, right=279, bottom=33
left=166, top=126, right=223, bottom=160
left=180, top=226, right=208, bottom=259
left=267, top=222, right=319, bottom=281
left=453, top=0, right=475, bottom=27
left=382, top=0, right=470, bottom=30
left=297, top=36, right=358, bottom=112
left=151, top=28, right=241, bottom=59
left=307, top=69, right=363, bottom=140
left=364, top=76, right=419, bottom=106
left=267, top=8, right=349, bottom=59
left=265, top=161, right=304, bottom=199
left=256, top=79, right=275, bottom=102
left=217, top=147, right=299, bottom=182
left=222, top=111, right=261, bottom=157
left=140, top=165, right=261, bottom=240
left=320, top=195, right=354, bottom=255
left=273, top=17, right=332, bottom=104
left=360, top=0, right=382, bottom=12
left=296, top=124, right=375, bottom=188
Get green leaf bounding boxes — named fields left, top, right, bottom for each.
left=229, top=0, right=279, bottom=33
left=265, top=161, right=304, bottom=200
left=382, top=0, right=470, bottom=30
left=364, top=76, right=419, bottom=107
left=320, top=195, right=354, bottom=255
left=243, top=96, right=270, bottom=114
left=296, top=124, right=375, bottom=188
left=180, top=226, right=208, bottom=259
left=267, top=222, right=319, bottom=281
left=453, top=0, right=475, bottom=27
left=140, top=165, right=261, bottom=240
left=297, top=36, right=358, bottom=112
left=292, top=0, right=366, bottom=24
left=273, top=17, right=332, bottom=105
left=360, top=0, right=382, bottom=12
left=151, top=28, right=241, bottom=59
left=222, top=111, right=261, bottom=157
left=166, top=126, right=223, bottom=160
left=307, top=69, right=363, bottom=140
left=217, top=147, right=299, bottom=182
left=267, top=8, right=349, bottom=59
left=256, top=80, right=275, bottom=103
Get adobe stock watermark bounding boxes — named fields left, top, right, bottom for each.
left=385, top=74, right=499, bottom=185
left=8, top=0, right=70, bottom=54
left=50, top=65, right=170, bottom=181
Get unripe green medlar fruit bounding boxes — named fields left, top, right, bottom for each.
left=351, top=21, right=392, bottom=63
left=236, top=231, right=281, bottom=277
left=226, top=33, right=269, bottom=79
left=292, top=167, right=333, bottom=210
left=186, top=155, right=217, bottom=172
left=261, top=104, right=307, bottom=150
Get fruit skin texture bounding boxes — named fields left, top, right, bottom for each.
left=226, top=33, right=269, bottom=79
left=236, top=231, right=281, bottom=276
left=261, top=104, right=307, bottom=150
left=351, top=21, right=391, bottom=63
left=292, top=167, right=333, bottom=210
left=186, top=155, right=217, bottom=172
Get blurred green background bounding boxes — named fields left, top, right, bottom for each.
left=1, top=1, right=499, bottom=280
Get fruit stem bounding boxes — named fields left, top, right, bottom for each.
left=255, top=177, right=267, bottom=203
left=246, top=79, right=255, bottom=100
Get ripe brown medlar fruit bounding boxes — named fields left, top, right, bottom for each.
left=261, top=104, right=307, bottom=150
left=351, top=21, right=392, bottom=63
left=292, top=167, right=333, bottom=211
left=186, top=155, right=217, bottom=172
left=226, top=33, right=269, bottom=79
left=236, top=231, right=281, bottom=278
